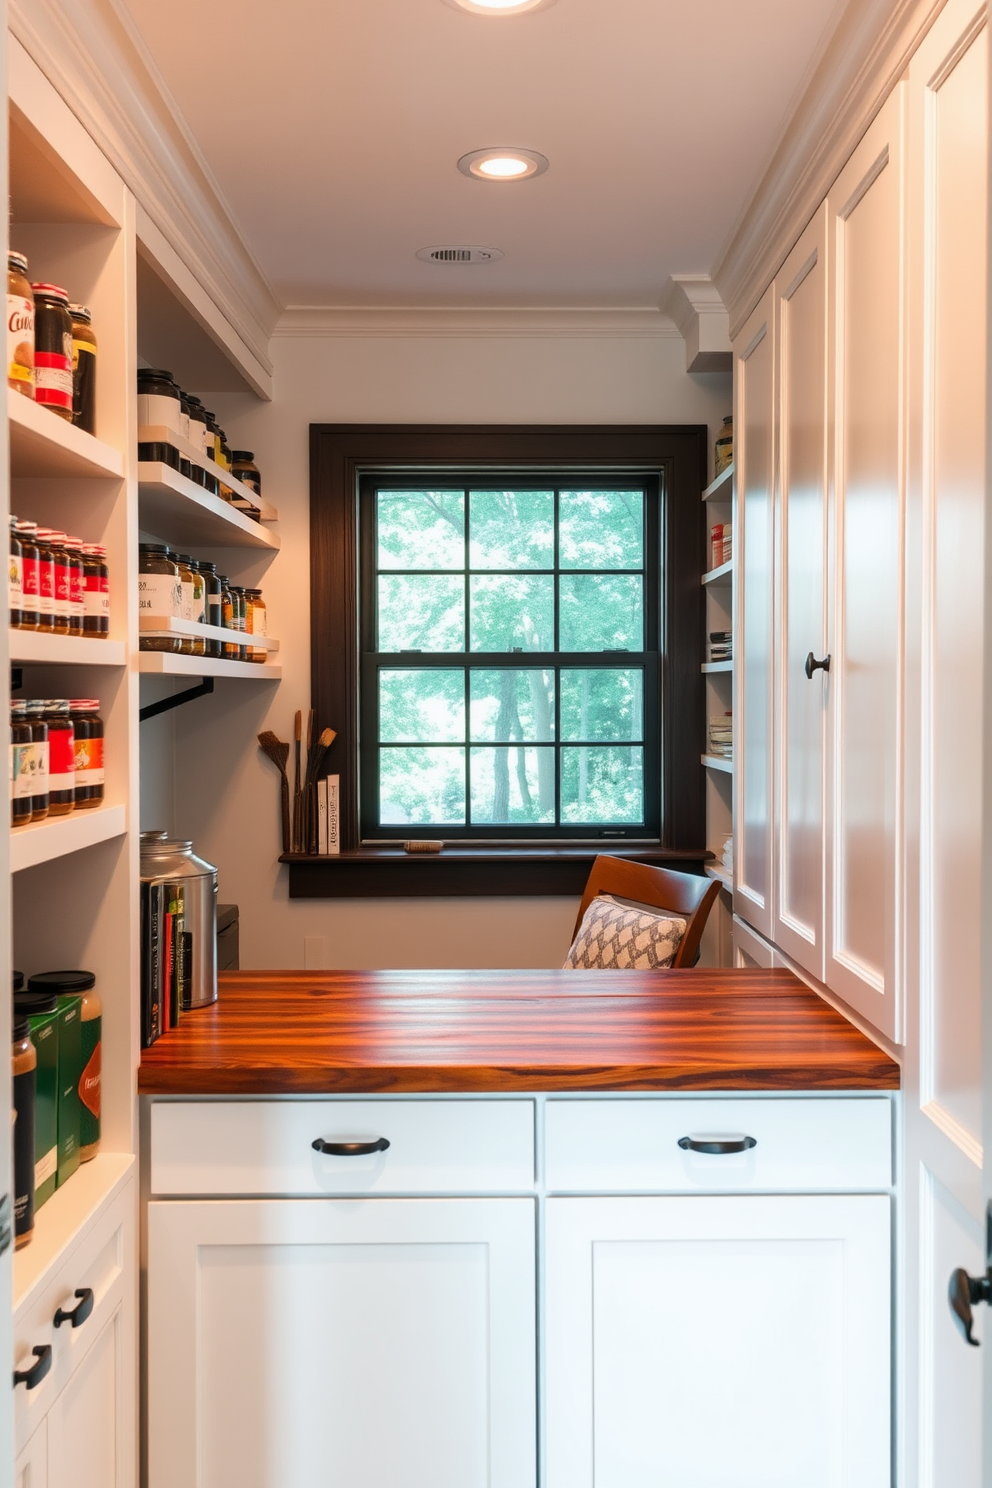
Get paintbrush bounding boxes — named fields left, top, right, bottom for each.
left=257, top=731, right=291, bottom=855
left=292, top=710, right=302, bottom=853
left=304, top=726, right=337, bottom=853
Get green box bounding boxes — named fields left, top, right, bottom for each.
left=27, top=1009, right=58, bottom=1210
left=55, top=995, right=82, bottom=1188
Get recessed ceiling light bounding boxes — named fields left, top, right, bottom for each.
left=457, top=148, right=549, bottom=181
left=442, top=0, right=557, bottom=14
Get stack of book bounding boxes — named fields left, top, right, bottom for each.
left=316, top=774, right=341, bottom=855
left=707, top=714, right=733, bottom=759
left=709, top=630, right=732, bottom=663
left=710, top=523, right=733, bottom=568
left=141, top=881, right=189, bottom=1048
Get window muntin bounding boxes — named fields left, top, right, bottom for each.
left=360, top=475, right=660, bottom=840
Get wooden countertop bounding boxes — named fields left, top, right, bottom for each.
left=137, top=969, right=900, bottom=1095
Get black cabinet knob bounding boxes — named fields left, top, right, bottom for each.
left=312, top=1136, right=390, bottom=1157
left=805, top=652, right=831, bottom=679
left=949, top=1267, right=991, bottom=1346
left=13, top=1345, right=51, bottom=1390
left=54, top=1288, right=94, bottom=1330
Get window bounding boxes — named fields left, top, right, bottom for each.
left=308, top=425, right=706, bottom=885
left=359, top=476, right=659, bottom=840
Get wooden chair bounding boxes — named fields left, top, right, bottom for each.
left=570, top=856, right=722, bottom=969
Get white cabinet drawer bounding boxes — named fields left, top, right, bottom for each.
left=545, top=1097, right=892, bottom=1192
left=150, top=1100, right=536, bottom=1195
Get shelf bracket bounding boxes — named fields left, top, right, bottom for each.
left=139, top=677, right=214, bottom=722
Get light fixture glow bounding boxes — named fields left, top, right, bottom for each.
left=443, top=0, right=557, bottom=14
left=457, top=148, right=549, bottom=182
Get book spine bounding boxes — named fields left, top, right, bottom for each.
left=317, top=779, right=328, bottom=855
left=150, top=882, right=164, bottom=1042
left=327, top=775, right=340, bottom=856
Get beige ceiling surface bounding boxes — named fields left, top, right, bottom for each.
left=121, top=0, right=843, bottom=310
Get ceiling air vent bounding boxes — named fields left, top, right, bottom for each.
left=415, top=245, right=504, bottom=264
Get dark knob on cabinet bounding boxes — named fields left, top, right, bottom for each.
left=54, top=1288, right=94, bottom=1330
left=949, top=1267, right=992, bottom=1346
left=805, top=652, right=831, bottom=679
left=13, top=1345, right=51, bottom=1390
left=678, top=1134, right=757, bottom=1155
left=312, top=1136, right=390, bottom=1157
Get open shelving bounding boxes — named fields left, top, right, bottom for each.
left=10, top=804, right=127, bottom=874
left=701, top=753, right=732, bottom=774
left=9, top=388, right=125, bottom=479
left=12, top=1152, right=135, bottom=1312
left=9, top=630, right=126, bottom=666
left=701, top=660, right=733, bottom=674
left=138, top=652, right=281, bottom=680
left=702, top=459, right=735, bottom=966
left=138, top=460, right=280, bottom=551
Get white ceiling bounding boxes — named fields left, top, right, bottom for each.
left=121, top=0, right=845, bottom=312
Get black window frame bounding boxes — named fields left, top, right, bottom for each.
left=304, top=424, right=707, bottom=895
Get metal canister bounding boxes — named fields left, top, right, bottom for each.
left=139, top=835, right=218, bottom=1010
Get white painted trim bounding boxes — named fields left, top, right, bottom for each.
left=659, top=275, right=732, bottom=372
left=919, top=1100, right=984, bottom=1166
left=9, top=0, right=279, bottom=372
left=273, top=306, right=684, bottom=340
left=713, top=0, right=950, bottom=338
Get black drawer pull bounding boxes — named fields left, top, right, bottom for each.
left=54, top=1288, right=94, bottom=1330
left=14, top=1345, right=51, bottom=1390
left=312, top=1136, right=390, bottom=1157
left=678, top=1134, right=757, bottom=1155
left=805, top=651, right=831, bottom=679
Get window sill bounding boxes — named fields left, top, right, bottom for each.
left=280, top=846, right=714, bottom=898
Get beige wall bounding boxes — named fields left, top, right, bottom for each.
left=147, top=328, right=731, bottom=969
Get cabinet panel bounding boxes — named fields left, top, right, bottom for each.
left=14, top=1424, right=46, bottom=1488
left=774, top=208, right=828, bottom=977
left=545, top=1194, right=890, bottom=1488
left=825, top=88, right=906, bottom=1040
left=148, top=1197, right=536, bottom=1488
left=734, top=288, right=776, bottom=938
left=46, top=1310, right=124, bottom=1488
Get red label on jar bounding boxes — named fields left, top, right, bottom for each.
left=48, top=724, right=75, bottom=792
left=21, top=553, right=38, bottom=600
left=69, top=565, right=83, bottom=611
left=37, top=557, right=54, bottom=614
left=54, top=560, right=70, bottom=607
left=34, top=350, right=72, bottom=410
left=79, top=1042, right=101, bottom=1118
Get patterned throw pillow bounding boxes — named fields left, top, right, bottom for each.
left=563, top=894, right=687, bottom=970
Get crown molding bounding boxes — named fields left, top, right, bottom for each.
left=712, top=0, right=950, bottom=339
left=659, top=276, right=732, bottom=373
left=10, top=0, right=279, bottom=375
left=274, top=306, right=683, bottom=340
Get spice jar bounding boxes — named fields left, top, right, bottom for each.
left=31, top=526, right=55, bottom=633
left=230, top=450, right=261, bottom=497
left=69, top=700, right=104, bottom=809
left=44, top=701, right=75, bottom=816
left=37, top=529, right=69, bottom=635
left=15, top=520, right=40, bottom=631
left=248, top=588, right=267, bottom=663
left=27, top=971, right=100, bottom=1163
left=62, top=535, right=84, bottom=636
left=138, top=544, right=181, bottom=652
left=32, top=284, right=73, bottom=420
left=69, top=305, right=97, bottom=435
left=10, top=699, right=33, bottom=827
left=7, top=253, right=35, bottom=400
left=25, top=701, right=49, bottom=821
left=174, top=554, right=196, bottom=655
left=12, top=1013, right=36, bottom=1248
left=9, top=515, right=22, bottom=628
left=233, top=585, right=248, bottom=660
left=186, top=395, right=207, bottom=455
left=715, top=415, right=734, bottom=476
left=82, top=544, right=110, bottom=636
left=137, top=369, right=183, bottom=439
left=199, top=561, right=222, bottom=657
left=188, top=558, right=205, bottom=656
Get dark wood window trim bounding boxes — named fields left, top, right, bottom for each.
left=292, top=424, right=708, bottom=898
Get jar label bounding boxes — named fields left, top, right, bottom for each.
left=21, top=553, right=38, bottom=600
left=137, top=392, right=183, bottom=435
left=54, top=559, right=70, bottom=613
left=138, top=573, right=182, bottom=616
left=9, top=551, right=22, bottom=608
left=49, top=725, right=75, bottom=793
left=7, top=294, right=34, bottom=389
left=69, top=564, right=83, bottom=612
left=84, top=579, right=109, bottom=618
left=11, top=742, right=33, bottom=799
left=74, top=734, right=105, bottom=786
left=31, top=741, right=49, bottom=788
left=251, top=605, right=267, bottom=638
left=35, top=1146, right=57, bottom=1190
left=181, top=578, right=194, bottom=622
left=78, top=1020, right=101, bottom=1149
left=37, top=558, right=54, bottom=614
left=35, top=350, right=73, bottom=410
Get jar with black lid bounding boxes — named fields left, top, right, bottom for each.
left=230, top=451, right=261, bottom=496
left=32, top=283, right=73, bottom=420
left=15, top=520, right=40, bottom=631
left=178, top=390, right=191, bottom=442
left=44, top=701, right=75, bottom=816
left=28, top=971, right=101, bottom=1162
left=248, top=588, right=267, bottom=662
left=199, top=561, right=222, bottom=657
left=234, top=586, right=250, bottom=660
left=137, top=369, right=182, bottom=438
left=11, top=699, right=32, bottom=827
left=62, top=534, right=84, bottom=636
left=9, top=515, right=22, bottom=628
left=12, top=1012, right=36, bottom=1248
left=138, top=544, right=181, bottom=651
left=186, top=395, right=207, bottom=453
left=24, top=701, right=49, bottom=820
left=69, top=700, right=104, bottom=808
left=69, top=305, right=97, bottom=435
left=82, top=544, right=109, bottom=636
left=220, top=576, right=239, bottom=659
left=7, top=252, right=35, bottom=400
left=188, top=558, right=205, bottom=655
left=40, top=530, right=71, bottom=634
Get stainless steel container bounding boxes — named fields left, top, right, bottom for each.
left=140, top=832, right=218, bottom=1009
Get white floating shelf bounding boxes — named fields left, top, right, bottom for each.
left=139, top=614, right=278, bottom=652
left=9, top=389, right=125, bottom=479
left=11, top=802, right=126, bottom=872
left=138, top=425, right=278, bottom=521
left=702, top=463, right=734, bottom=502
left=9, top=629, right=125, bottom=666
left=702, top=661, right=734, bottom=674
left=702, top=559, right=733, bottom=586
left=138, top=651, right=281, bottom=679
left=701, top=753, right=733, bottom=773
left=138, top=463, right=281, bottom=552
left=14, top=1152, right=135, bottom=1313
left=705, top=862, right=732, bottom=888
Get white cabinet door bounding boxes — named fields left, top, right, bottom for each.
left=46, top=1307, right=127, bottom=1488
left=734, top=285, right=777, bottom=938
left=824, top=86, right=906, bottom=1041
left=545, top=1194, right=890, bottom=1488
left=774, top=207, right=828, bottom=978
left=148, top=1197, right=536, bottom=1488
left=14, top=1426, right=45, bottom=1488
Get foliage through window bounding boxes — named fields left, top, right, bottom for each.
left=359, top=475, right=660, bottom=840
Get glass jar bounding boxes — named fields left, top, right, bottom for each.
left=715, top=415, right=733, bottom=476
left=10, top=699, right=33, bottom=827
left=31, top=283, right=73, bottom=420
left=138, top=544, right=181, bottom=651
left=82, top=544, right=110, bottom=636
left=38, top=529, right=70, bottom=635
left=186, top=395, right=207, bottom=455
left=32, top=526, right=55, bottom=633
left=199, top=561, right=222, bottom=657
left=230, top=450, right=261, bottom=497
left=178, top=390, right=191, bottom=443
left=220, top=576, right=239, bottom=659
left=24, top=700, right=49, bottom=821
left=15, top=520, right=40, bottom=631
left=69, top=305, right=97, bottom=435
left=174, top=553, right=196, bottom=655
left=7, top=253, right=35, bottom=400
left=69, top=700, right=104, bottom=809
left=137, top=369, right=183, bottom=439
left=248, top=588, right=267, bottom=662
left=188, top=558, right=205, bottom=656
left=44, top=700, right=75, bottom=816
left=9, top=515, right=22, bottom=628
left=27, top=971, right=101, bottom=1163
left=12, top=1014, right=36, bottom=1248
left=233, top=586, right=249, bottom=660
left=62, top=534, right=84, bottom=636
